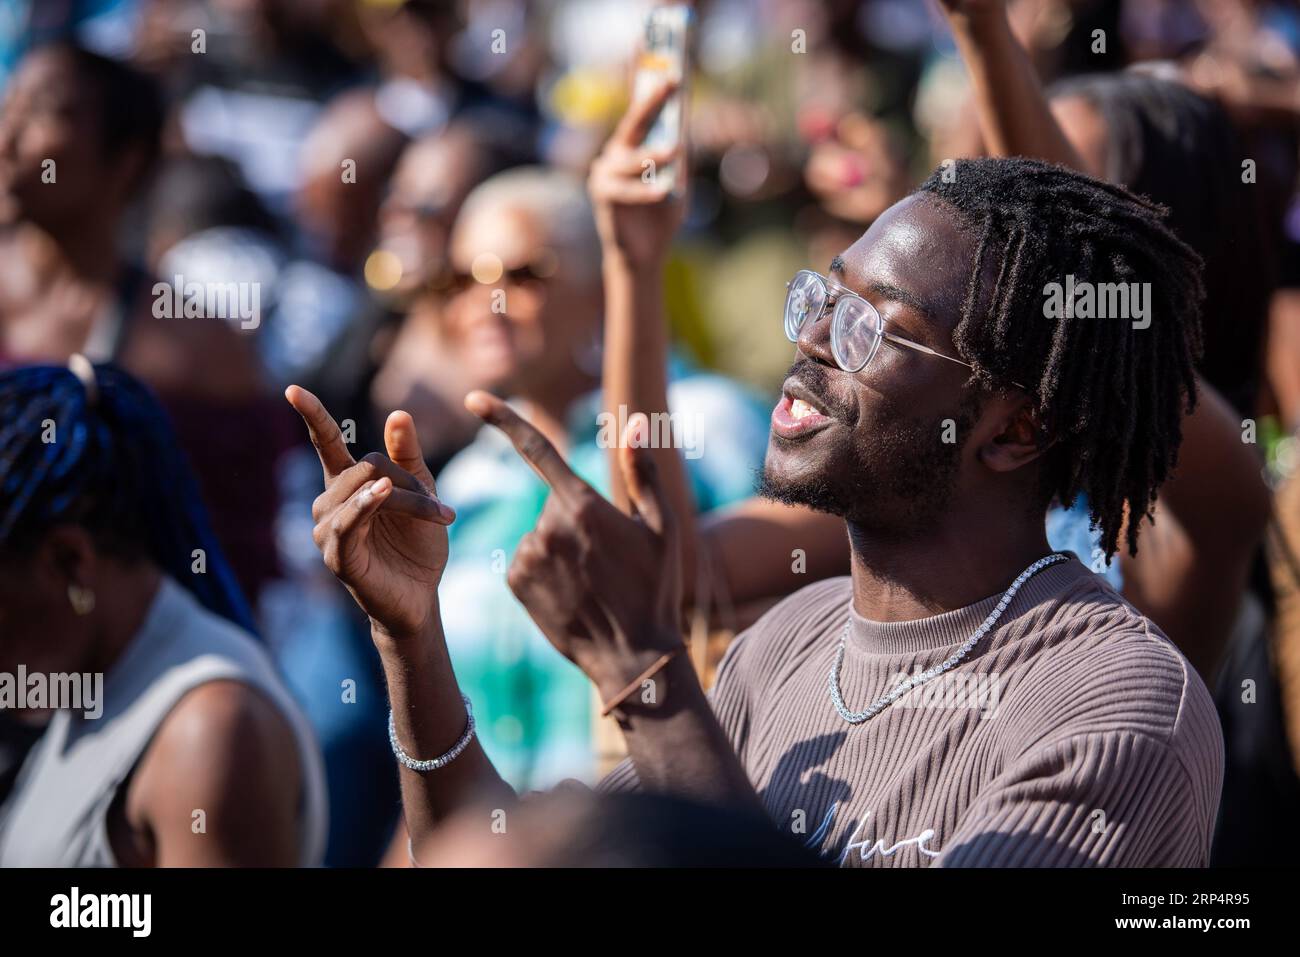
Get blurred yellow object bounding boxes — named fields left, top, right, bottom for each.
left=548, top=68, right=628, bottom=128
left=364, top=248, right=403, bottom=292
left=637, top=51, right=675, bottom=74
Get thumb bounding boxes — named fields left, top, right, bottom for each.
left=619, top=414, right=675, bottom=541
left=384, top=410, right=438, bottom=492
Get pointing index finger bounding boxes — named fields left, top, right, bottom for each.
left=285, top=384, right=355, bottom=481
left=464, top=391, right=588, bottom=503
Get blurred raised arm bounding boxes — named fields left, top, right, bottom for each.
left=592, top=79, right=854, bottom=614
left=1119, top=379, right=1272, bottom=681
left=591, top=79, right=699, bottom=583
left=938, top=0, right=1085, bottom=170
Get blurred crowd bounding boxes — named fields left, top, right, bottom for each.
left=4, top=0, right=1300, bottom=867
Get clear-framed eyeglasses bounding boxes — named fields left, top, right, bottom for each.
left=783, top=269, right=980, bottom=376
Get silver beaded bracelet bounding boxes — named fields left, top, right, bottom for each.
left=388, top=695, right=476, bottom=772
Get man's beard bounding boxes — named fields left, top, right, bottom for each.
left=757, top=384, right=982, bottom=533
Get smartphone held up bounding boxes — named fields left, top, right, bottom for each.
left=632, top=4, right=692, bottom=196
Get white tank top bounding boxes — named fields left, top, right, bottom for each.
left=0, top=577, right=328, bottom=866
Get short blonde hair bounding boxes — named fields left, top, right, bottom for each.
left=455, top=166, right=601, bottom=281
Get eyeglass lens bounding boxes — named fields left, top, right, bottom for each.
left=784, top=270, right=882, bottom=373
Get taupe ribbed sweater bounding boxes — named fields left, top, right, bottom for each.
left=603, top=557, right=1223, bottom=867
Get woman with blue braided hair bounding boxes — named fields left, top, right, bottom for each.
left=0, top=360, right=326, bottom=866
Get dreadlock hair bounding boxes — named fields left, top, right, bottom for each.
left=917, top=157, right=1204, bottom=560
left=0, top=363, right=257, bottom=636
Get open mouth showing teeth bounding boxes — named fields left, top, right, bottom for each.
left=790, top=397, right=820, bottom=420
left=771, top=388, right=833, bottom=440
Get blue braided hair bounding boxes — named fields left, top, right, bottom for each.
left=0, top=362, right=258, bottom=636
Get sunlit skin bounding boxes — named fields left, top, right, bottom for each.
left=281, top=192, right=1072, bottom=842
left=762, top=193, right=1054, bottom=621
left=765, top=201, right=974, bottom=489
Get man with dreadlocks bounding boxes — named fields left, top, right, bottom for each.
left=293, top=155, right=1223, bottom=867
left=0, top=361, right=326, bottom=866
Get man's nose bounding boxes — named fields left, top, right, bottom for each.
left=796, top=301, right=837, bottom=368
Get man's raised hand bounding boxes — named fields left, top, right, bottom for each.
left=286, top=385, right=454, bottom=640
left=463, top=391, right=684, bottom=701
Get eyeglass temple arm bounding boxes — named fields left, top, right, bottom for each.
left=881, top=332, right=1030, bottom=392
left=881, top=331, right=971, bottom=368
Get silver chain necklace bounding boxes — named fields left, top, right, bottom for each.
left=828, top=553, right=1069, bottom=725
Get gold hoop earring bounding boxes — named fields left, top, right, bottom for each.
left=68, top=584, right=96, bottom=616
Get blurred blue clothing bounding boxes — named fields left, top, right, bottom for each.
left=263, top=447, right=399, bottom=867
left=265, top=581, right=398, bottom=868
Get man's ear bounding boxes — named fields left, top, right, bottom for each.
left=976, top=398, right=1053, bottom=473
